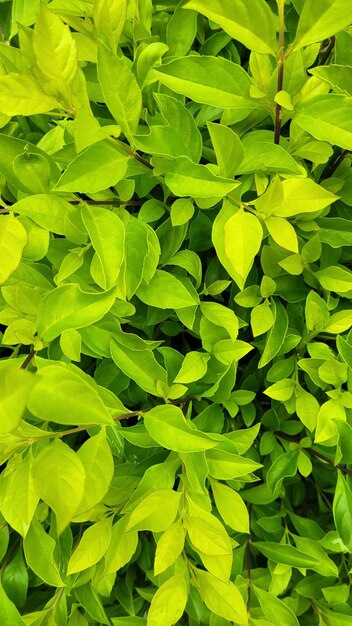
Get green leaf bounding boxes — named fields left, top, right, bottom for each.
left=200, top=302, right=239, bottom=341
left=154, top=93, right=202, bottom=163
left=195, top=569, right=248, bottom=624
left=156, top=156, right=239, bottom=198
left=309, top=65, right=352, bottom=97
left=267, top=178, right=337, bottom=218
left=0, top=583, right=25, bottom=626
left=266, top=217, right=298, bottom=253
left=23, top=518, right=63, bottom=587
left=154, top=56, right=257, bottom=110
left=174, top=351, right=209, bottom=384
left=97, top=43, right=142, bottom=143
left=126, top=489, right=181, bottom=532
left=82, top=206, right=125, bottom=290
left=75, top=429, right=114, bottom=516
left=254, top=542, right=320, bottom=568
left=255, top=586, right=299, bottom=626
left=2, top=547, right=28, bottom=610
left=0, top=369, right=36, bottom=433
left=27, top=365, right=113, bottom=425
left=250, top=301, right=274, bottom=337
left=104, top=517, right=138, bottom=574
left=258, top=299, right=288, bottom=368
left=333, top=472, right=352, bottom=551
left=54, top=142, right=129, bottom=193
left=110, top=339, right=168, bottom=395
left=143, top=405, right=221, bottom=452
left=170, top=199, right=194, bottom=227
left=60, top=328, right=81, bottom=361
left=0, top=450, right=39, bottom=536
left=266, top=451, right=299, bottom=494
left=0, top=74, right=61, bottom=116
left=206, top=449, right=262, bottom=479
left=36, top=284, right=116, bottom=341
left=210, top=480, right=249, bottom=533
left=154, top=519, right=185, bottom=575
left=305, top=291, right=329, bottom=331
left=94, top=0, right=126, bottom=52
left=294, top=95, right=352, bottom=150
left=292, top=0, right=352, bottom=51
left=136, top=270, right=198, bottom=309
left=187, top=515, right=232, bottom=556
left=264, top=379, right=295, bottom=401
left=324, top=311, right=352, bottom=334
left=0, top=215, right=27, bottom=285
left=337, top=335, right=352, bottom=371
left=183, top=0, right=277, bottom=55
left=207, top=122, right=244, bottom=178
left=13, top=152, right=51, bottom=194
left=315, top=266, right=352, bottom=293
left=13, top=194, right=86, bottom=243
left=32, top=439, right=86, bottom=533
left=67, top=518, right=112, bottom=574
left=33, top=3, right=77, bottom=99
left=223, top=208, right=263, bottom=290
left=147, top=574, right=188, bottom=626
left=237, top=140, right=303, bottom=177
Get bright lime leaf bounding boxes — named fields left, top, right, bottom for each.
left=183, top=0, right=277, bottom=55
left=0, top=369, right=36, bottom=433
left=54, top=142, right=129, bottom=193
left=195, top=569, right=248, bottom=624
left=147, top=574, right=188, bottom=626
left=136, top=270, right=198, bottom=309
left=292, top=0, right=352, bottom=51
left=32, top=439, right=86, bottom=534
left=0, top=215, right=27, bottom=285
left=27, top=365, right=113, bottom=425
left=154, top=56, right=257, bottom=110
left=36, top=284, right=116, bottom=341
left=143, top=405, right=221, bottom=452
left=223, top=208, right=263, bottom=289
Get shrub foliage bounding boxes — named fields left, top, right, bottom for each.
left=0, top=0, right=352, bottom=624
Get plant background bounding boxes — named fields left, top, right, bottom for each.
left=0, top=0, right=352, bottom=625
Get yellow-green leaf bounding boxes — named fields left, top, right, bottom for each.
left=32, top=439, right=86, bottom=534
left=223, top=208, right=263, bottom=289
left=0, top=215, right=28, bottom=284
left=67, top=518, right=112, bottom=575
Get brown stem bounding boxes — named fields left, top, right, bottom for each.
left=318, top=36, right=335, bottom=66
left=322, top=149, right=351, bottom=179
left=0, top=207, right=10, bottom=214
left=20, top=349, right=36, bottom=370
left=108, top=137, right=153, bottom=171
left=69, top=199, right=143, bottom=206
left=277, top=431, right=352, bottom=476
left=274, top=1, right=285, bottom=145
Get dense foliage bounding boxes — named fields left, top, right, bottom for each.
left=0, top=0, right=352, bottom=624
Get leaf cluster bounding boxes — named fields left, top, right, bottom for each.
left=0, top=1, right=352, bottom=625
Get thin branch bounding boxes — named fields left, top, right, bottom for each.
left=20, top=350, right=36, bottom=370
left=108, top=136, right=153, bottom=171
left=277, top=431, right=352, bottom=476
left=274, top=1, right=285, bottom=145
left=69, top=199, right=144, bottom=206
left=318, top=36, right=335, bottom=66
left=322, top=149, right=351, bottom=179
left=0, top=207, right=10, bottom=214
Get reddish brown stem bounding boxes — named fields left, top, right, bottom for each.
left=20, top=350, right=36, bottom=370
